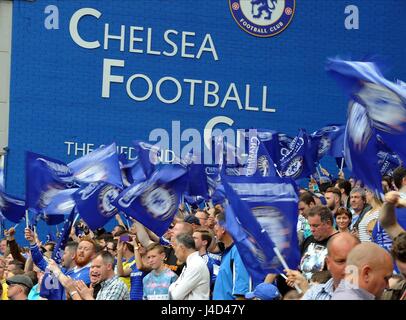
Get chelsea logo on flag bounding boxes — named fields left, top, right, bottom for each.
left=229, top=0, right=295, bottom=37
left=284, top=156, right=303, bottom=178
left=141, top=184, right=177, bottom=221
left=98, top=184, right=120, bottom=218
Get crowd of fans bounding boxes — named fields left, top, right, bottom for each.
left=1, top=166, right=406, bottom=300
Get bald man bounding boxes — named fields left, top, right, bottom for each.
left=331, top=243, right=394, bottom=300
left=301, top=232, right=360, bottom=300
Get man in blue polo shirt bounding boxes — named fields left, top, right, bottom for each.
left=212, top=211, right=252, bottom=300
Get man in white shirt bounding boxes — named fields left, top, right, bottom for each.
left=168, top=233, right=210, bottom=300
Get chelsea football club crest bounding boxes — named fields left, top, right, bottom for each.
left=229, top=0, right=295, bottom=37
left=141, top=184, right=177, bottom=221
left=97, top=184, right=120, bottom=218
left=284, top=156, right=303, bottom=178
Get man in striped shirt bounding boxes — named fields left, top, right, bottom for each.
left=302, top=232, right=360, bottom=300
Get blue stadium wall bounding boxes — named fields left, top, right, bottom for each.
left=4, top=0, right=406, bottom=239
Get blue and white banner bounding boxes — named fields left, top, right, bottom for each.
left=68, top=143, right=123, bottom=188
left=222, top=173, right=300, bottom=282
left=309, top=125, right=345, bottom=160
left=237, top=130, right=278, bottom=178
left=278, top=129, right=316, bottom=179
left=43, top=188, right=79, bottom=216
left=114, top=164, right=187, bottom=236
left=327, top=58, right=406, bottom=165
left=73, top=182, right=122, bottom=230
left=0, top=192, right=26, bottom=223
left=119, top=153, right=147, bottom=186
left=257, top=130, right=293, bottom=166
left=133, top=141, right=163, bottom=179
left=26, top=152, right=74, bottom=213
left=377, top=150, right=402, bottom=177
left=344, top=102, right=383, bottom=194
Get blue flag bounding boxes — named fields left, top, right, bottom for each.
left=222, top=174, right=300, bottom=282
left=114, top=164, right=187, bottom=237
left=344, top=102, right=383, bottom=194
left=45, top=227, right=57, bottom=243
left=377, top=150, right=402, bottom=177
left=309, top=125, right=345, bottom=160
left=0, top=192, right=26, bottom=223
left=327, top=58, right=406, bottom=164
left=26, top=152, right=74, bottom=214
left=119, top=153, right=147, bottom=186
left=183, top=194, right=205, bottom=207
left=186, top=161, right=209, bottom=199
left=68, top=143, right=123, bottom=188
left=73, top=182, right=122, bottom=230
left=0, top=161, right=4, bottom=191
left=256, top=129, right=293, bottom=166
left=211, top=184, right=226, bottom=206
left=43, top=188, right=78, bottom=216
left=216, top=130, right=278, bottom=178
left=52, top=208, right=76, bottom=264
left=236, top=130, right=278, bottom=178
left=278, top=129, right=316, bottom=180
left=376, top=136, right=402, bottom=177
left=133, top=141, right=163, bottom=178
left=42, top=214, right=65, bottom=226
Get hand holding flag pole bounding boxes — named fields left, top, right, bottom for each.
left=273, top=246, right=303, bottom=294
left=25, top=209, right=29, bottom=229
left=340, top=157, right=345, bottom=173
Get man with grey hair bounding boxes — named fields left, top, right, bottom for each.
left=331, top=242, right=393, bottom=300
left=349, top=187, right=371, bottom=232
left=168, top=233, right=210, bottom=300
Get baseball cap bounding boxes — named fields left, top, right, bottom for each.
left=184, top=215, right=201, bottom=225
left=6, top=274, right=34, bottom=291
left=245, top=283, right=281, bottom=300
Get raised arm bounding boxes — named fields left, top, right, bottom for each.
left=116, top=240, right=132, bottom=277
left=5, top=228, right=27, bottom=264
left=379, top=191, right=405, bottom=239
left=131, top=220, right=155, bottom=248
left=115, top=214, right=127, bottom=229
left=25, top=228, right=48, bottom=271
left=131, top=236, right=150, bottom=272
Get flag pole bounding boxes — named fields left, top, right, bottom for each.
left=315, top=166, right=321, bottom=179
left=72, top=213, right=80, bottom=227
left=273, top=246, right=303, bottom=294
left=25, top=209, right=29, bottom=229
left=273, top=164, right=283, bottom=178
left=340, top=157, right=345, bottom=173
